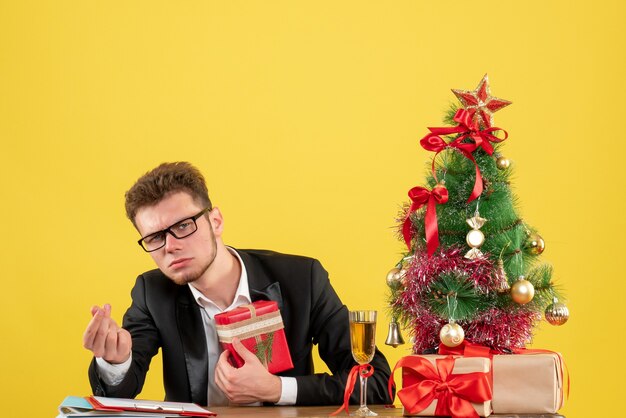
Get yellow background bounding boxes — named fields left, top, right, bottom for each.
left=1, top=1, right=624, bottom=416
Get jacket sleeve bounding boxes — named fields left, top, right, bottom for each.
left=294, top=260, right=393, bottom=406
left=88, top=275, right=161, bottom=398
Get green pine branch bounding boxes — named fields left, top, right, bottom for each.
left=425, top=271, right=494, bottom=321
left=255, top=332, right=275, bottom=365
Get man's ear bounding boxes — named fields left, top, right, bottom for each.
left=209, top=207, right=224, bottom=236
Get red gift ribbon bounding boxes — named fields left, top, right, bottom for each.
left=402, top=185, right=448, bottom=257
left=330, top=364, right=374, bottom=416
left=388, top=356, right=492, bottom=418
left=438, top=340, right=495, bottom=358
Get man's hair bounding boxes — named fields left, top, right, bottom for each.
left=125, top=162, right=212, bottom=225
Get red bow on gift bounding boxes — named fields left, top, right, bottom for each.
left=402, top=185, right=448, bottom=257
left=388, top=356, right=492, bottom=418
left=420, top=109, right=508, bottom=203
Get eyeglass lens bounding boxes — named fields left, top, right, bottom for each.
left=141, top=218, right=198, bottom=251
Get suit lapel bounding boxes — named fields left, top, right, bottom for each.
left=238, top=250, right=284, bottom=310
left=175, top=286, right=208, bottom=406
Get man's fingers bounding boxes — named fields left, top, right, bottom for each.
left=216, top=348, right=233, bottom=367
left=231, top=338, right=259, bottom=363
left=83, top=304, right=129, bottom=362
left=116, top=329, right=132, bottom=362
left=91, top=313, right=113, bottom=357
left=83, top=308, right=105, bottom=349
left=214, top=369, right=231, bottom=400
left=214, top=359, right=238, bottom=402
left=103, top=326, right=119, bottom=360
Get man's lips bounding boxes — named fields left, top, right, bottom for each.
left=169, top=258, right=192, bottom=268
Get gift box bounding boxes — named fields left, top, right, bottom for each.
left=214, top=300, right=293, bottom=374
left=396, top=355, right=492, bottom=417
left=491, top=352, right=564, bottom=414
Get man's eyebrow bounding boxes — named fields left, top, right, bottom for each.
left=142, top=214, right=194, bottom=237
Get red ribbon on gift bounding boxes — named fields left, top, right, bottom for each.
left=330, top=364, right=375, bottom=416
left=402, top=185, right=448, bottom=257
left=438, top=340, right=495, bottom=358
left=388, top=356, right=492, bottom=418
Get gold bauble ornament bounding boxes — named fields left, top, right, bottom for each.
left=386, top=267, right=407, bottom=287
left=526, top=233, right=546, bottom=255
left=496, top=156, right=510, bottom=170
left=545, top=298, right=570, bottom=326
left=511, top=276, right=535, bottom=304
left=439, top=321, right=465, bottom=348
left=386, top=268, right=401, bottom=287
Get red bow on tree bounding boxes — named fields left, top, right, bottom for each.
left=388, top=356, right=492, bottom=418
left=429, top=108, right=508, bottom=156
left=420, top=109, right=508, bottom=202
left=420, top=132, right=483, bottom=203
left=402, top=185, right=448, bottom=257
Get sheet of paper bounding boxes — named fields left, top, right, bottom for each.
left=92, top=396, right=210, bottom=415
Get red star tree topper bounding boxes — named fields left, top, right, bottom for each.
left=452, top=74, right=511, bottom=129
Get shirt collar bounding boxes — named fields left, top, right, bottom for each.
left=188, top=247, right=251, bottom=314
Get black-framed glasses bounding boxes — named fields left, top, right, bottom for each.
left=137, top=207, right=212, bottom=252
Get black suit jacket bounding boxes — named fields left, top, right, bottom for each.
left=89, top=249, right=392, bottom=406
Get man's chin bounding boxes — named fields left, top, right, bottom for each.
left=165, top=271, right=201, bottom=286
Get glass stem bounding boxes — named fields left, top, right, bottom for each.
left=360, top=374, right=367, bottom=409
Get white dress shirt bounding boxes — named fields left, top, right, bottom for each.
left=95, top=248, right=297, bottom=406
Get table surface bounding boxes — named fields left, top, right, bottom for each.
left=206, top=405, right=565, bottom=417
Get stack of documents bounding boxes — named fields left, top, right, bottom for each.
left=57, top=396, right=216, bottom=417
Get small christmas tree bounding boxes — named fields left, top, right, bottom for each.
left=386, top=75, right=569, bottom=354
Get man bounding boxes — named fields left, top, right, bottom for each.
left=83, top=162, right=392, bottom=406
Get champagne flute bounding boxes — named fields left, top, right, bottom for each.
left=349, top=310, right=378, bottom=417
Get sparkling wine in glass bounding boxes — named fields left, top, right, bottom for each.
left=349, top=310, right=377, bottom=417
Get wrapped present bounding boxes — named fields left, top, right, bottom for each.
left=437, top=341, right=567, bottom=414
left=492, top=352, right=565, bottom=414
left=390, top=355, right=492, bottom=418
left=214, top=300, right=293, bottom=374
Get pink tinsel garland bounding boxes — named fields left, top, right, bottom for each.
left=395, top=246, right=538, bottom=353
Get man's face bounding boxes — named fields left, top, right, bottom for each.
left=134, top=191, right=219, bottom=285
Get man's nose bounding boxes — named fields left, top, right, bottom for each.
left=164, top=231, right=183, bottom=252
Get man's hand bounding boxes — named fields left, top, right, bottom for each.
left=214, top=337, right=282, bottom=404
left=82, top=304, right=132, bottom=364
